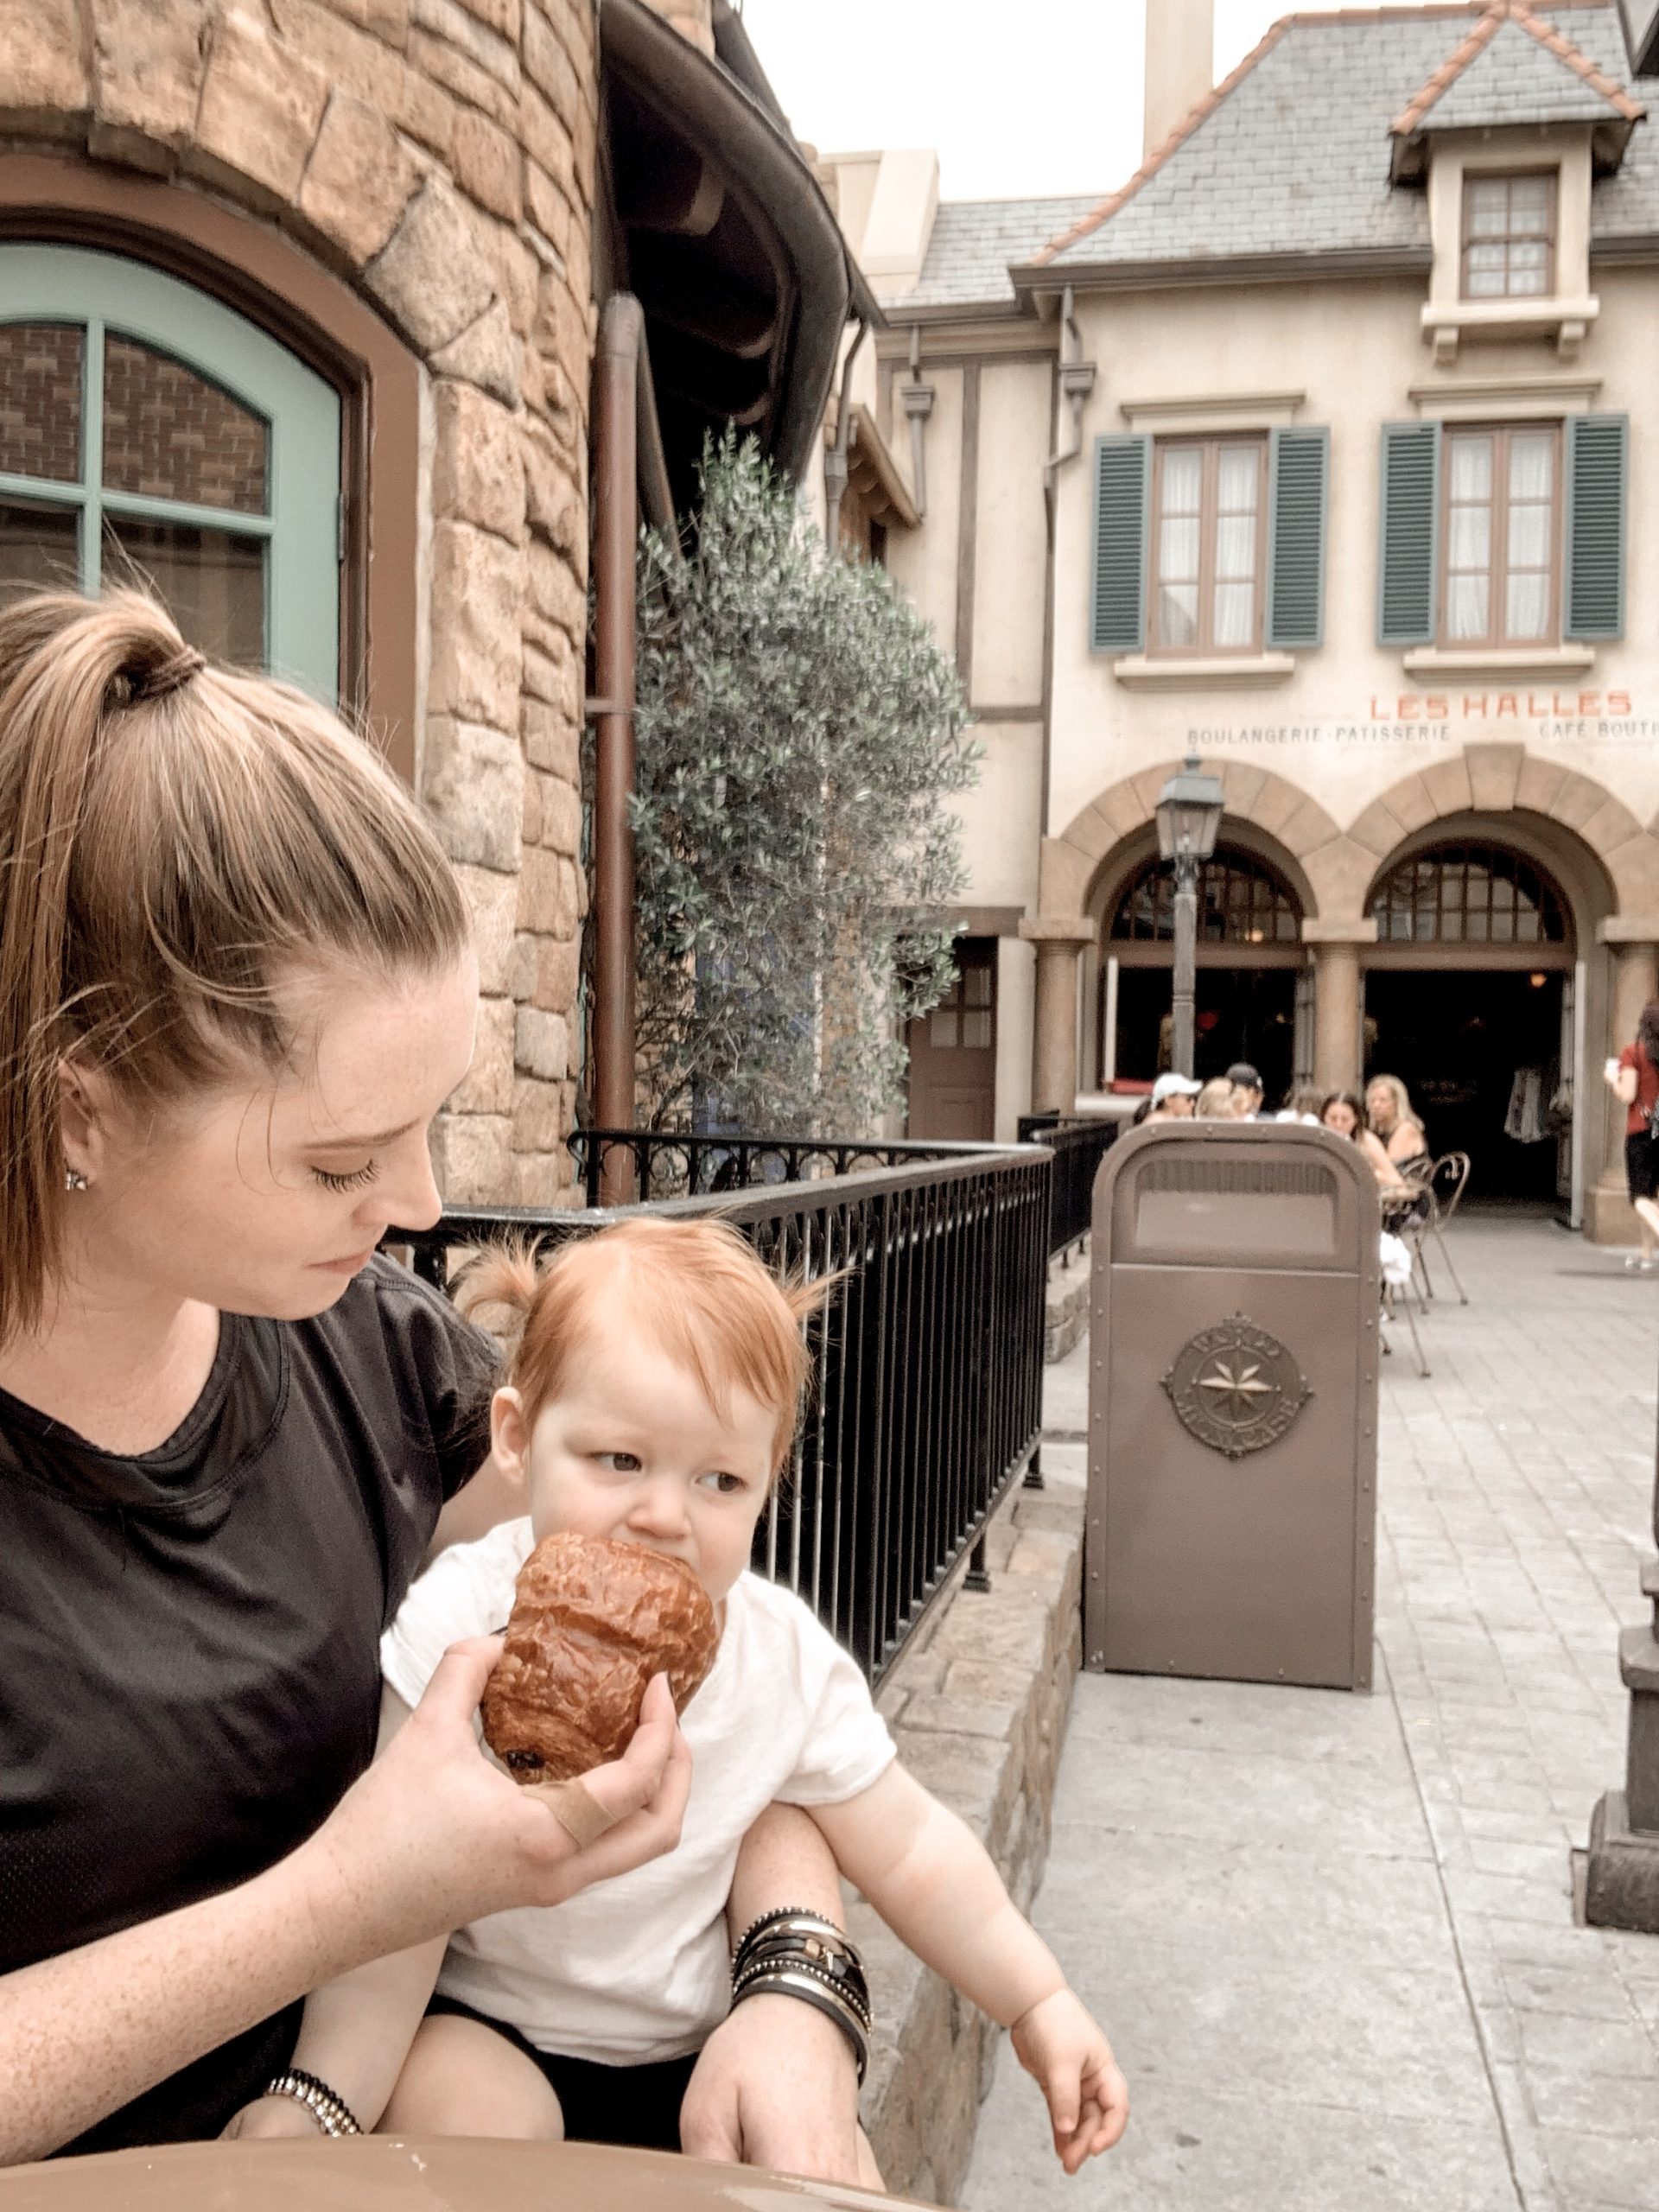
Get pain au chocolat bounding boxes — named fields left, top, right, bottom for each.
left=481, top=1532, right=719, bottom=1783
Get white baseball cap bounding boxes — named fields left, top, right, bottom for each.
left=1152, top=1073, right=1204, bottom=1105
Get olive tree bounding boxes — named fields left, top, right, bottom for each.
left=627, top=433, right=977, bottom=1136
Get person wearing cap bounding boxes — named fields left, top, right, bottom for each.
left=1147, top=1073, right=1202, bottom=1120
left=1224, top=1062, right=1265, bottom=1118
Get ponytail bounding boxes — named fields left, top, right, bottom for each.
left=0, top=588, right=470, bottom=1344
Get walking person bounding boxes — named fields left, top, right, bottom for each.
left=0, top=589, right=870, bottom=2176
left=1610, top=998, right=1659, bottom=1270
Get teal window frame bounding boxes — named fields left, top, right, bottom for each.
left=0, top=243, right=340, bottom=702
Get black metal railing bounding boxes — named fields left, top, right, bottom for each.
left=569, top=1127, right=992, bottom=1207
left=389, top=1149, right=1051, bottom=1688
left=1018, top=1113, right=1120, bottom=1260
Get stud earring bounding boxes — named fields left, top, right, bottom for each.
left=64, top=1166, right=89, bottom=1192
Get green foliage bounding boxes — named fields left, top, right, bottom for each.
left=631, top=432, right=978, bottom=1136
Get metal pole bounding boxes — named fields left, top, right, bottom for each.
left=1172, top=852, right=1198, bottom=1079
left=592, top=296, right=643, bottom=1205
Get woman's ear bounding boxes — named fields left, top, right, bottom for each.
left=58, top=1058, right=117, bottom=1185
left=490, top=1387, right=531, bottom=1490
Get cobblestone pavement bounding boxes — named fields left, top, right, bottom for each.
left=962, top=1216, right=1659, bottom=2212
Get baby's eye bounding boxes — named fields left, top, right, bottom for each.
left=595, top=1451, right=642, bottom=1473
left=699, top=1470, right=750, bottom=1495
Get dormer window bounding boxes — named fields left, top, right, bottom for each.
left=1462, top=173, right=1554, bottom=301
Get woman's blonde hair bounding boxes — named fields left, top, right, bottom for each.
left=1365, top=1072, right=1421, bottom=1132
left=0, top=588, right=470, bottom=1340
left=457, top=1217, right=830, bottom=1477
left=1194, top=1077, right=1236, bottom=1119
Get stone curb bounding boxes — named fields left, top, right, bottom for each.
left=855, top=1477, right=1084, bottom=2204
left=1045, top=1236, right=1090, bottom=1363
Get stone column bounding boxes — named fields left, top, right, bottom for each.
left=1587, top=924, right=1659, bottom=1245
left=1020, top=918, right=1094, bottom=1116
left=1304, top=919, right=1376, bottom=1095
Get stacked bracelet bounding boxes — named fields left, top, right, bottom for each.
left=729, top=1909, right=872, bottom=2085
left=261, top=2069, right=363, bottom=2138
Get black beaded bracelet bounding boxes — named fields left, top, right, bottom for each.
left=734, top=1951, right=873, bottom=2035
left=730, top=1964, right=869, bottom=2085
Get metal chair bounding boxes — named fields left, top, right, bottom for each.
left=1414, top=1152, right=1471, bottom=1306
left=1381, top=1274, right=1430, bottom=1376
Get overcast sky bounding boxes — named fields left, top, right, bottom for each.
left=736, top=0, right=1447, bottom=201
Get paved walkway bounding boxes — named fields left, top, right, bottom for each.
left=962, top=1216, right=1659, bottom=2212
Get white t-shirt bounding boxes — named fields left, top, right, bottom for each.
left=380, top=1518, right=896, bottom=2063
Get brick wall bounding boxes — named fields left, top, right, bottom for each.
left=0, top=0, right=600, bottom=1205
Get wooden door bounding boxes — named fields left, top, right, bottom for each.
left=906, top=938, right=997, bottom=1141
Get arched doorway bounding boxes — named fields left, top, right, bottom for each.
left=1363, top=839, right=1574, bottom=1203
left=1103, top=844, right=1308, bottom=1100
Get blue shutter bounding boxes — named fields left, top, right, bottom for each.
left=1376, top=421, right=1440, bottom=647
left=1565, top=413, right=1627, bottom=642
left=1266, top=426, right=1329, bottom=651
left=1090, top=435, right=1150, bottom=653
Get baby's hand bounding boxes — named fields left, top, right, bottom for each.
left=1010, top=1986, right=1129, bottom=2174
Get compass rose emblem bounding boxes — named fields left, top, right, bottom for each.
left=1161, top=1313, right=1312, bottom=1459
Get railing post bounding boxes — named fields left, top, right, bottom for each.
left=964, top=1532, right=991, bottom=1592
left=1024, top=1445, right=1045, bottom=1491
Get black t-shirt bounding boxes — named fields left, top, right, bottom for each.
left=0, top=1255, right=499, bottom=2155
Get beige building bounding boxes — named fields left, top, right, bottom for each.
left=823, top=0, right=1659, bottom=1237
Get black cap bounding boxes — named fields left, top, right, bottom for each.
left=1225, top=1062, right=1263, bottom=1091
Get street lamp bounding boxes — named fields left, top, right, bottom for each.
left=1154, top=750, right=1226, bottom=1079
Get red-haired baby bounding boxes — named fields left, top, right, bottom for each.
left=232, top=1217, right=1127, bottom=2181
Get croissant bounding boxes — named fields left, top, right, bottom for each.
left=481, top=1531, right=719, bottom=1783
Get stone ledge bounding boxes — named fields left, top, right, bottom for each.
left=1045, top=1237, right=1090, bottom=1363
left=855, top=1478, right=1084, bottom=2204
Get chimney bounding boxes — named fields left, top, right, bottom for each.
left=1142, top=0, right=1213, bottom=163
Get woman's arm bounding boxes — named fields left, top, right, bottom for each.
left=1363, top=1131, right=1406, bottom=1188
left=0, top=1643, right=690, bottom=2166
left=678, top=1803, right=864, bottom=2183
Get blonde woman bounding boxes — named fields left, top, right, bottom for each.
left=0, top=590, right=864, bottom=2172
left=1193, top=1077, right=1238, bottom=1119
left=1365, top=1074, right=1430, bottom=1172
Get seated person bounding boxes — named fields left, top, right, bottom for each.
left=231, top=1219, right=1129, bottom=2182
left=1322, top=1091, right=1407, bottom=1192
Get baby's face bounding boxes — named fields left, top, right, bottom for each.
left=493, top=1326, right=777, bottom=1606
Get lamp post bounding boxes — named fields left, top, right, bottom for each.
left=1154, top=750, right=1225, bottom=1080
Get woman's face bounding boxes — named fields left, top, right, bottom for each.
left=1323, top=1098, right=1357, bottom=1138
left=1366, top=1083, right=1395, bottom=1132
left=61, top=953, right=480, bottom=1322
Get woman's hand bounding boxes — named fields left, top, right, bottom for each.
left=680, top=1991, right=863, bottom=2183
left=1010, top=1987, right=1129, bottom=2175
left=303, top=1640, right=692, bottom=1960
left=219, top=2095, right=324, bottom=2140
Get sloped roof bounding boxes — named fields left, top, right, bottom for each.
left=1032, top=1, right=1636, bottom=278
left=880, top=194, right=1109, bottom=310
left=1390, top=3, right=1642, bottom=136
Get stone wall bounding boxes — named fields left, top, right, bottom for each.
left=860, top=1478, right=1084, bottom=2205
left=0, top=0, right=599, bottom=1205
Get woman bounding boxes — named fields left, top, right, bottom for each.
left=1365, top=1074, right=1430, bottom=1173
left=0, top=591, right=861, bottom=2171
left=1611, top=998, right=1659, bottom=1271
left=1193, top=1077, right=1240, bottom=1120
left=1322, top=1091, right=1408, bottom=1192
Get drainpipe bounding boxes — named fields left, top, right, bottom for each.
left=591, top=293, right=645, bottom=1203
left=1039, top=284, right=1097, bottom=855
left=901, top=323, right=934, bottom=518
left=823, top=316, right=869, bottom=551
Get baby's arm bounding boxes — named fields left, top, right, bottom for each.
left=223, top=1687, right=444, bottom=2138
left=809, top=1765, right=1128, bottom=2174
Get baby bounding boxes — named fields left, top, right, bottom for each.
left=238, top=1217, right=1128, bottom=2178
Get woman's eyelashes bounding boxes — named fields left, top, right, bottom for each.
left=310, top=1160, right=379, bottom=1193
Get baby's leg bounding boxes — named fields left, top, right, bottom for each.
left=379, top=2012, right=563, bottom=2139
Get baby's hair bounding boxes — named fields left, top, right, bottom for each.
left=456, top=1216, right=831, bottom=1474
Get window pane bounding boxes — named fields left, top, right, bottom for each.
left=1213, top=581, right=1254, bottom=648
left=1505, top=243, right=1548, bottom=296
left=1216, top=445, right=1259, bottom=512
left=1214, top=513, right=1256, bottom=582
left=1509, top=176, right=1551, bottom=230
left=961, top=1010, right=993, bottom=1049
left=104, top=516, right=264, bottom=664
left=0, top=324, right=82, bottom=484
left=1507, top=499, right=1550, bottom=571
left=0, top=497, right=79, bottom=595
left=1507, top=569, right=1549, bottom=640
left=1448, top=435, right=1493, bottom=500
left=1446, top=574, right=1489, bottom=640
left=929, top=1008, right=958, bottom=1048
left=1466, top=180, right=1510, bottom=236
left=963, top=965, right=992, bottom=1007
left=1509, top=431, right=1554, bottom=502
left=1159, top=582, right=1198, bottom=649
left=1465, top=246, right=1508, bottom=297
left=103, top=337, right=268, bottom=515
left=1447, top=503, right=1491, bottom=571
left=1160, top=447, right=1202, bottom=513
left=1158, top=514, right=1200, bottom=583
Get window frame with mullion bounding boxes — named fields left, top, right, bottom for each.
left=1438, top=420, right=1560, bottom=652
left=1150, top=434, right=1268, bottom=657
left=1459, top=169, right=1557, bottom=302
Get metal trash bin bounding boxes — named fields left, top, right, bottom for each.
left=1086, top=1120, right=1380, bottom=1691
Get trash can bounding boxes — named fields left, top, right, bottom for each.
left=1085, top=1120, right=1380, bottom=1691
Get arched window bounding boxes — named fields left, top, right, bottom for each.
left=0, top=245, right=340, bottom=698
left=1370, top=842, right=1568, bottom=945
left=1110, top=846, right=1303, bottom=946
